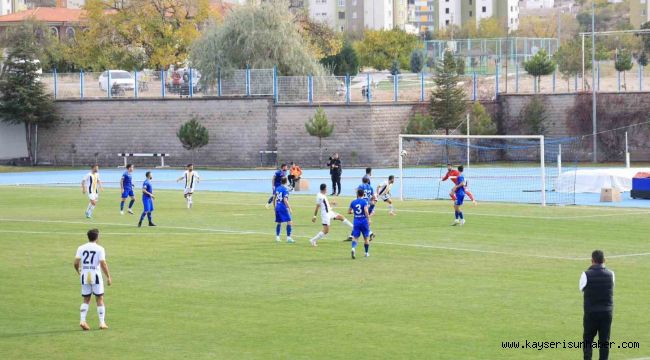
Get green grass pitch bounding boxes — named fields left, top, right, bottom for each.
left=0, top=186, right=649, bottom=359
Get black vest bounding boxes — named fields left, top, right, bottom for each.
left=583, top=264, right=614, bottom=313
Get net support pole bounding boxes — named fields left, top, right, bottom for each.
left=398, top=135, right=404, bottom=201
left=625, top=131, right=630, bottom=168
left=466, top=113, right=470, bottom=167
left=557, top=144, right=562, bottom=174
left=540, top=136, right=546, bottom=206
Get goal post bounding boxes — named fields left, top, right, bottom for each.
left=398, top=134, right=548, bottom=206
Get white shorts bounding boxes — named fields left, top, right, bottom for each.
left=380, top=194, right=391, bottom=202
left=184, top=188, right=195, bottom=195
left=321, top=211, right=339, bottom=226
left=80, top=272, right=104, bottom=296
left=88, top=193, right=99, bottom=201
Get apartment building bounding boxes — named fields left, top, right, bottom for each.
left=630, top=0, right=650, bottom=29
left=413, top=0, right=519, bottom=34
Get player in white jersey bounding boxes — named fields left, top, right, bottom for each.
left=376, top=175, right=396, bottom=216
left=309, top=183, right=354, bottom=247
left=81, top=165, right=103, bottom=218
left=74, top=229, right=112, bottom=331
left=176, top=163, right=200, bottom=208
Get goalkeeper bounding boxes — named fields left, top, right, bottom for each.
left=442, top=164, right=476, bottom=205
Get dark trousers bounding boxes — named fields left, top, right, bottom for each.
left=331, top=175, right=341, bottom=195
left=288, top=175, right=296, bottom=188
left=583, top=311, right=612, bottom=360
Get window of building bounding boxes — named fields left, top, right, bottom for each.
left=49, top=27, right=58, bottom=38
left=445, top=19, right=450, bottom=25
left=469, top=0, right=472, bottom=4
left=338, top=0, right=344, bottom=6
left=469, top=10, right=472, bottom=17
left=445, top=7, right=449, bottom=14
left=339, top=11, right=345, bottom=19
left=482, top=6, right=486, bottom=13
left=352, top=11, right=357, bottom=19
left=66, top=27, right=75, bottom=40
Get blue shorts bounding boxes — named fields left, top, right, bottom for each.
left=121, top=188, right=134, bottom=198
left=455, top=193, right=465, bottom=206
left=143, top=197, right=154, bottom=212
left=351, top=221, right=370, bottom=239
left=275, top=207, right=291, bottom=223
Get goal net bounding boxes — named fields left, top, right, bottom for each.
left=398, top=135, right=581, bottom=205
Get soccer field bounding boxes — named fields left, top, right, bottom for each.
left=0, top=186, right=649, bottom=359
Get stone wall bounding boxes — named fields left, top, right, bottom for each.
left=38, top=98, right=272, bottom=167
left=33, top=93, right=650, bottom=168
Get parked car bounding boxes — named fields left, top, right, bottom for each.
left=99, top=70, right=136, bottom=93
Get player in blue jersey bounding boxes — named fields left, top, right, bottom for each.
left=119, top=164, right=136, bottom=215
left=451, top=165, right=466, bottom=226
left=138, top=171, right=156, bottom=227
left=273, top=177, right=294, bottom=243
left=345, top=176, right=376, bottom=241
left=265, top=163, right=288, bottom=209
left=348, top=188, right=372, bottom=259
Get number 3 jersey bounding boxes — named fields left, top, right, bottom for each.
left=75, top=242, right=106, bottom=285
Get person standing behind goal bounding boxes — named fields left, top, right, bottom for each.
left=74, top=229, right=112, bottom=331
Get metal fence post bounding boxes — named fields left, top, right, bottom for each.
left=189, top=68, right=194, bottom=98
left=161, top=70, right=166, bottom=98
left=218, top=67, right=222, bottom=96
left=53, top=68, right=58, bottom=99
left=552, top=70, right=556, bottom=93
left=393, top=74, right=398, bottom=102
left=134, top=69, right=138, bottom=99
left=80, top=69, right=84, bottom=100
left=641, top=64, right=644, bottom=91
left=473, top=71, right=477, bottom=100
left=346, top=74, right=350, bottom=104
left=574, top=73, right=578, bottom=92
left=515, top=63, right=519, bottom=93
left=495, top=62, right=500, bottom=97
left=308, top=74, right=313, bottom=104
left=245, top=65, right=251, bottom=97
left=273, top=66, right=278, bottom=104
left=420, top=72, right=425, bottom=102
left=597, top=62, right=600, bottom=91
left=108, top=70, right=111, bottom=99
left=366, top=73, right=371, bottom=103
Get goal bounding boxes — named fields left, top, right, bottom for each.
left=398, top=134, right=578, bottom=206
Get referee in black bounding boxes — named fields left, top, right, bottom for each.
left=580, top=250, right=615, bottom=360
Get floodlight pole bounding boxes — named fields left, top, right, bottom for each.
left=466, top=113, right=470, bottom=167
left=591, top=1, right=598, bottom=163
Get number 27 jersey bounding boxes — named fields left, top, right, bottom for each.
left=75, top=242, right=106, bottom=285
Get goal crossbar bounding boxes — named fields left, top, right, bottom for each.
left=398, top=134, right=546, bottom=206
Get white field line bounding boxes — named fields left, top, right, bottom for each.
left=1, top=218, right=649, bottom=261
left=190, top=199, right=650, bottom=220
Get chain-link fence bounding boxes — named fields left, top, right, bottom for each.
left=40, top=61, right=650, bottom=103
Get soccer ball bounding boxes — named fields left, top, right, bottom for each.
left=400, top=150, right=408, bottom=157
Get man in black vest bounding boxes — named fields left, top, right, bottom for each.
left=580, top=250, right=615, bottom=360
left=327, top=153, right=342, bottom=196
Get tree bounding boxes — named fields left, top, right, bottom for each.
left=295, top=11, right=343, bottom=60
left=638, top=52, right=648, bottom=67
left=404, top=113, right=433, bottom=134
left=639, top=21, right=650, bottom=54
left=516, top=13, right=579, bottom=41
left=523, top=49, right=556, bottom=93
left=410, top=51, right=424, bottom=73
left=555, top=38, right=589, bottom=91
left=430, top=50, right=466, bottom=134
left=177, top=118, right=209, bottom=162
left=615, top=49, right=633, bottom=90
left=354, top=29, right=420, bottom=71
left=305, top=107, right=334, bottom=164
left=191, top=0, right=325, bottom=83
left=390, top=59, right=401, bottom=76
left=321, top=41, right=359, bottom=76
left=521, top=96, right=547, bottom=134
left=455, top=57, right=465, bottom=76
left=462, top=102, right=496, bottom=135
left=0, top=25, right=59, bottom=165
left=477, top=18, right=506, bottom=38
